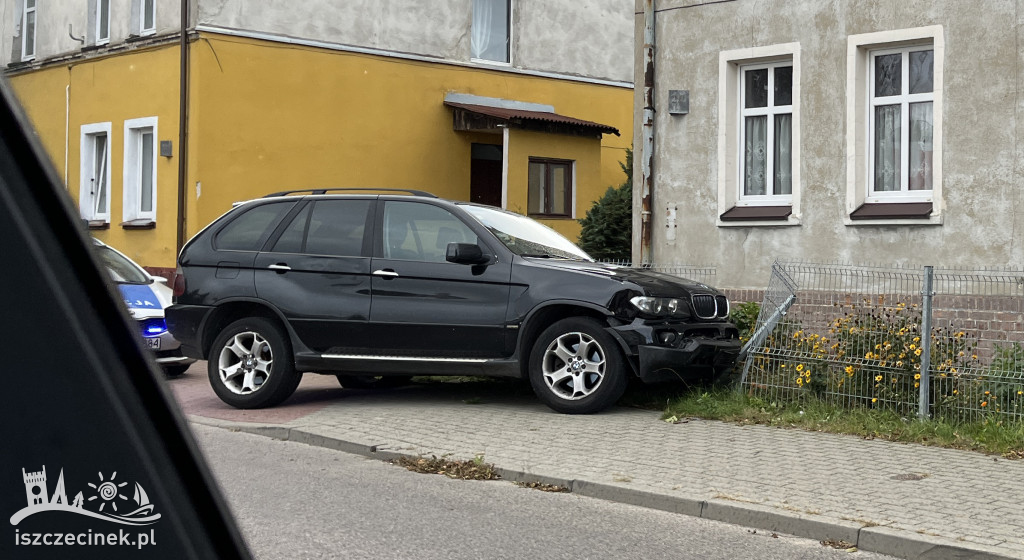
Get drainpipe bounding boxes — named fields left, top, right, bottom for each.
left=176, top=0, right=190, bottom=254
left=640, top=0, right=655, bottom=265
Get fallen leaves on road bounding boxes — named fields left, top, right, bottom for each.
left=515, top=481, right=571, bottom=493
left=821, top=539, right=857, bottom=552
left=391, top=455, right=501, bottom=481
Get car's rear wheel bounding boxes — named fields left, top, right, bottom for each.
left=208, top=317, right=300, bottom=409
left=528, top=317, right=628, bottom=414
left=335, top=374, right=413, bottom=389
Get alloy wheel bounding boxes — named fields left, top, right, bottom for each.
left=540, top=331, right=606, bottom=400
left=218, top=331, right=273, bottom=395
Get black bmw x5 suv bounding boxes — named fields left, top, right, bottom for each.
left=166, top=189, right=740, bottom=414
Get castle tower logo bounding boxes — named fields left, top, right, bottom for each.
left=10, top=466, right=161, bottom=526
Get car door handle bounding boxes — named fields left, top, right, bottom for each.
left=372, top=269, right=399, bottom=278
left=268, top=264, right=291, bottom=272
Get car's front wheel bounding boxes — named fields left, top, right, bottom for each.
left=208, top=317, right=300, bottom=409
left=528, top=317, right=628, bottom=414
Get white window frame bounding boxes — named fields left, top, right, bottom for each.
left=717, top=43, right=801, bottom=227
left=96, top=0, right=110, bottom=45
left=80, top=123, right=113, bottom=223
left=123, top=117, right=158, bottom=223
left=846, top=26, right=943, bottom=225
left=132, top=0, right=156, bottom=36
left=737, top=61, right=794, bottom=206
left=21, top=0, right=36, bottom=61
left=141, top=0, right=156, bottom=35
left=866, top=46, right=935, bottom=203
left=470, top=0, right=512, bottom=66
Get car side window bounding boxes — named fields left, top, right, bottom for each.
left=303, top=200, right=372, bottom=257
left=383, top=201, right=478, bottom=262
left=215, top=201, right=296, bottom=251
left=270, top=204, right=311, bottom=254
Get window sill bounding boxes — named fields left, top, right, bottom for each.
left=717, top=205, right=798, bottom=227
left=845, top=202, right=940, bottom=225
left=121, top=219, right=156, bottom=230
left=86, top=220, right=109, bottom=230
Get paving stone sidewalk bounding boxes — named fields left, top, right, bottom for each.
left=175, top=375, right=1024, bottom=560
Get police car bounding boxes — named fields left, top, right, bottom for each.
left=93, top=239, right=196, bottom=375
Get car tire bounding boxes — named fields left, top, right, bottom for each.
left=528, top=317, right=628, bottom=414
left=163, top=364, right=191, bottom=377
left=208, top=317, right=300, bottom=409
left=335, top=374, right=413, bottom=389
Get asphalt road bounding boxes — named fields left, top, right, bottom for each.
left=191, top=423, right=895, bottom=560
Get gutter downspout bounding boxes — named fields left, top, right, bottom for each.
left=640, top=0, right=655, bottom=265
left=64, top=81, right=69, bottom=189
left=176, top=0, right=190, bottom=254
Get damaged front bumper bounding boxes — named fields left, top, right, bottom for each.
left=608, top=319, right=741, bottom=384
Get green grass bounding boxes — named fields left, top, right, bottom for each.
left=659, top=387, right=1024, bottom=458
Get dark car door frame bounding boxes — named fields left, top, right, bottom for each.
left=361, top=197, right=515, bottom=358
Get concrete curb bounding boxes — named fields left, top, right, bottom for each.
left=189, top=416, right=1018, bottom=560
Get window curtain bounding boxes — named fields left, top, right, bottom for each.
left=744, top=116, right=767, bottom=196
left=908, top=102, right=933, bottom=190
left=470, top=0, right=491, bottom=59
left=873, top=105, right=900, bottom=192
left=773, top=114, right=792, bottom=195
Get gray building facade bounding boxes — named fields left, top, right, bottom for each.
left=634, top=0, right=1024, bottom=289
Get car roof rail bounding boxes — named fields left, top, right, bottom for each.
left=263, top=188, right=438, bottom=198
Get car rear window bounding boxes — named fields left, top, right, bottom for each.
left=215, top=201, right=296, bottom=251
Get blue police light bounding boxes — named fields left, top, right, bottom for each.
left=143, top=319, right=168, bottom=336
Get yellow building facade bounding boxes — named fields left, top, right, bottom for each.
left=6, top=2, right=632, bottom=275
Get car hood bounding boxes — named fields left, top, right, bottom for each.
left=117, top=281, right=171, bottom=320
left=526, top=259, right=722, bottom=297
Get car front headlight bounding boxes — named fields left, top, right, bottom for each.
left=629, top=296, right=687, bottom=317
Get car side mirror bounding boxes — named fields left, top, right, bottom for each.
left=446, top=242, right=489, bottom=265
left=153, top=276, right=168, bottom=284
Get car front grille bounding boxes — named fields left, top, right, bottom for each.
left=691, top=294, right=730, bottom=320
left=691, top=295, right=716, bottom=319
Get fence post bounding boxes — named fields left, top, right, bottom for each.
left=918, top=266, right=934, bottom=419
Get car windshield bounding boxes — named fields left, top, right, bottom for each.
left=460, top=204, right=592, bottom=261
left=95, top=245, right=151, bottom=284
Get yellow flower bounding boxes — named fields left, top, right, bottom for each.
left=874, top=375, right=883, bottom=382
left=956, top=331, right=965, bottom=338
left=971, top=355, right=978, bottom=360
left=796, top=377, right=804, bottom=386
left=780, top=364, right=786, bottom=368
left=914, top=348, right=922, bottom=356
left=845, top=366, right=854, bottom=375
left=849, top=327, right=857, bottom=333
left=981, top=401, right=988, bottom=407
left=796, top=364, right=804, bottom=372
left=896, top=361, right=903, bottom=367
left=953, top=389, right=958, bottom=395
left=984, top=391, right=990, bottom=395
left=909, top=344, right=917, bottom=350
left=914, top=373, right=921, bottom=380
left=872, top=398, right=878, bottom=403
left=913, top=336, right=921, bottom=343
left=951, top=368, right=957, bottom=374
left=914, top=382, right=920, bottom=388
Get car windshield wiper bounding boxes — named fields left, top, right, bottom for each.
left=519, top=253, right=567, bottom=259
